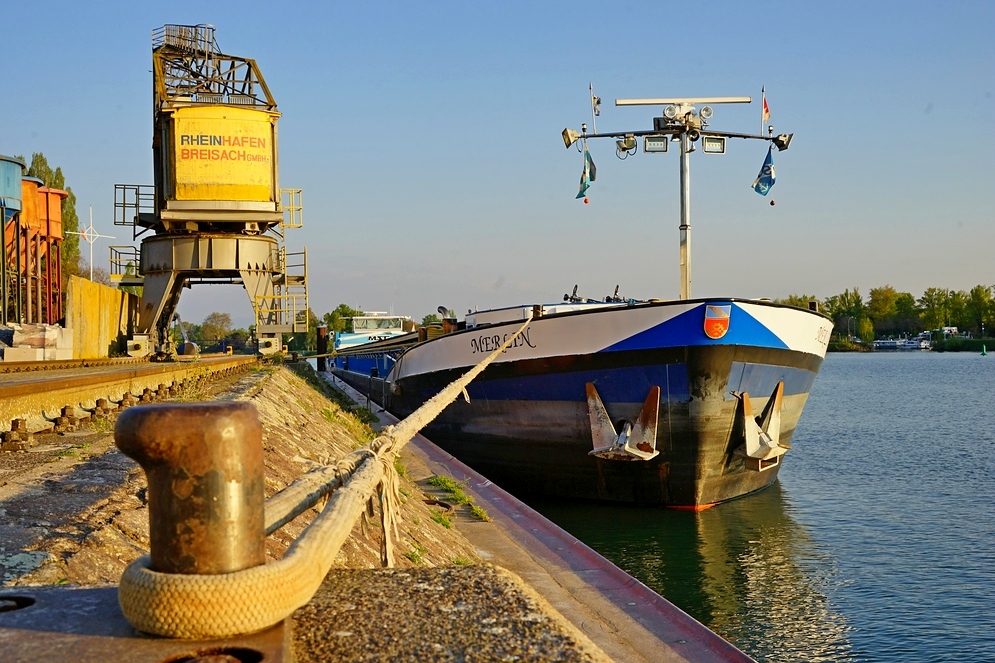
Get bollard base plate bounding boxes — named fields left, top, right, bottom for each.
left=0, top=586, right=291, bottom=662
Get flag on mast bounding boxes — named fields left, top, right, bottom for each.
left=752, top=145, right=775, bottom=196
left=761, top=86, right=770, bottom=127
left=577, top=141, right=597, bottom=199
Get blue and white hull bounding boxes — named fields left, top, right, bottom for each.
left=333, top=299, right=832, bottom=507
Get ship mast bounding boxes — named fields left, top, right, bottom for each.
left=563, top=96, right=793, bottom=300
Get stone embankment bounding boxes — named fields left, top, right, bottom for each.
left=0, top=362, right=609, bottom=662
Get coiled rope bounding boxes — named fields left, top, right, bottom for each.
left=118, top=315, right=533, bottom=639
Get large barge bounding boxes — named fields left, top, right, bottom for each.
left=333, top=297, right=830, bottom=507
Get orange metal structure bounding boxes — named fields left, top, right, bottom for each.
left=2, top=176, right=67, bottom=324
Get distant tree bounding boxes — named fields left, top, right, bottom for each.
left=837, top=288, right=865, bottom=319
left=18, top=153, right=80, bottom=285
left=421, top=313, right=441, bottom=326
left=867, top=286, right=899, bottom=323
left=287, top=308, right=320, bottom=352
left=918, top=288, right=950, bottom=330
left=76, top=260, right=111, bottom=286
left=823, top=287, right=865, bottom=338
left=173, top=321, right=201, bottom=346
left=892, top=293, right=922, bottom=335
left=857, top=317, right=875, bottom=342
left=307, top=308, right=320, bottom=350
left=947, top=290, right=970, bottom=332
left=868, top=285, right=925, bottom=337
left=322, top=304, right=364, bottom=333
left=201, top=312, right=233, bottom=347
left=967, top=285, right=994, bottom=337
left=91, top=266, right=111, bottom=286
left=772, top=294, right=819, bottom=309
left=228, top=328, right=251, bottom=352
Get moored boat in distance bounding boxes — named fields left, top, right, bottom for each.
left=333, top=312, right=414, bottom=378
left=873, top=332, right=931, bottom=351
left=332, top=90, right=832, bottom=508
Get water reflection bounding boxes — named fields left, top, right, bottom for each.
left=530, top=482, right=853, bottom=662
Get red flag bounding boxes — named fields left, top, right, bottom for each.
left=762, top=87, right=770, bottom=124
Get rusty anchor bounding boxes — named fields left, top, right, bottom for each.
left=586, top=383, right=661, bottom=461
left=733, top=380, right=788, bottom=472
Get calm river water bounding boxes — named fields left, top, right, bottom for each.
left=530, top=352, right=995, bottom=662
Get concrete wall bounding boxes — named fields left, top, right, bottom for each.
left=65, top=276, right=138, bottom=358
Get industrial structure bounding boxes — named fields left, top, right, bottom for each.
left=2, top=154, right=69, bottom=326
left=111, top=24, right=308, bottom=355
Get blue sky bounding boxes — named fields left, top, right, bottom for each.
left=1, top=1, right=992, bottom=327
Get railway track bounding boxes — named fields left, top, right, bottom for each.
left=0, top=356, right=148, bottom=374
left=0, top=353, right=241, bottom=374
left=0, top=355, right=259, bottom=447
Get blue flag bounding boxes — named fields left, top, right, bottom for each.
left=752, top=145, right=776, bottom=196
left=576, top=143, right=596, bottom=199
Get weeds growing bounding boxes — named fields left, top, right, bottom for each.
left=430, top=510, right=452, bottom=529
left=404, top=542, right=427, bottom=565
left=426, top=475, right=473, bottom=505
left=469, top=505, right=491, bottom=522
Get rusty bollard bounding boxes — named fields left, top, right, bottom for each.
left=115, top=402, right=265, bottom=575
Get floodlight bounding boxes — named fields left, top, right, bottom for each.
left=562, top=128, right=581, bottom=149
left=702, top=136, right=726, bottom=154
left=773, top=133, right=794, bottom=151
left=699, top=106, right=713, bottom=119
left=663, top=105, right=679, bottom=119
left=644, top=135, right=669, bottom=153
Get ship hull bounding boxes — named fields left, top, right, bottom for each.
left=333, top=299, right=831, bottom=507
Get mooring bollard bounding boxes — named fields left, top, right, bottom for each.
left=115, top=402, right=265, bottom=575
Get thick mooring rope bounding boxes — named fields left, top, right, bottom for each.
left=119, top=315, right=533, bottom=638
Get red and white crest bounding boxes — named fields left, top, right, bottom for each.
left=703, top=305, right=732, bottom=340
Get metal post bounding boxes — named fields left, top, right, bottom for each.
left=54, top=242, right=62, bottom=323
left=115, top=402, right=266, bottom=574
left=1, top=208, right=7, bottom=325
left=44, top=237, right=52, bottom=324
left=316, top=325, right=328, bottom=372
left=15, top=223, right=22, bottom=323
left=24, top=230, right=32, bottom=323
left=679, top=132, right=691, bottom=300
left=34, top=234, right=42, bottom=323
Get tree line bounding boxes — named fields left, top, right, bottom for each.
left=775, top=285, right=995, bottom=340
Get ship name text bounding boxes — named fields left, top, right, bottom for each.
left=470, top=327, right=536, bottom=355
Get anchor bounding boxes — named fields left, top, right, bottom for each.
left=586, top=383, right=660, bottom=461
left=733, top=381, right=787, bottom=472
